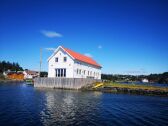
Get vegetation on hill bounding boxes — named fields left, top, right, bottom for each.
left=101, top=72, right=168, bottom=84
left=0, top=61, right=23, bottom=80
left=0, top=60, right=23, bottom=73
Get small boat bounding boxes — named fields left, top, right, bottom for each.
left=25, top=79, right=34, bottom=85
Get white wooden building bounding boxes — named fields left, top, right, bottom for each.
left=48, top=46, right=102, bottom=79
left=23, top=70, right=39, bottom=79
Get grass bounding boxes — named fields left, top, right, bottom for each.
left=93, top=82, right=168, bottom=92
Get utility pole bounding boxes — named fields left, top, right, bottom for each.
left=39, top=48, right=42, bottom=77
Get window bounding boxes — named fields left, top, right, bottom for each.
left=56, top=69, right=58, bottom=77
left=64, top=69, right=66, bottom=77
left=79, top=69, right=81, bottom=74
left=61, top=69, right=63, bottom=77
left=58, top=69, right=60, bottom=77
left=63, top=57, right=67, bottom=62
left=56, top=68, right=66, bottom=77
left=55, top=57, right=58, bottom=62
left=77, top=69, right=79, bottom=74
left=83, top=70, right=86, bottom=75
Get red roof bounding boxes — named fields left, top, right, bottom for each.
left=62, top=46, right=101, bottom=68
left=25, top=70, right=39, bottom=75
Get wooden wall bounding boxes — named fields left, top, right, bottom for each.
left=7, top=73, right=24, bottom=80
left=34, top=77, right=101, bottom=89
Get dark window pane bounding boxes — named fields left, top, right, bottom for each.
left=64, top=57, right=67, bottom=62
left=61, top=69, right=63, bottom=77
left=64, top=69, right=66, bottom=77
left=55, top=57, right=58, bottom=62
left=58, top=69, right=60, bottom=77
left=55, top=69, right=57, bottom=77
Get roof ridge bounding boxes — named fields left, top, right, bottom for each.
left=61, top=46, right=101, bottom=68
left=62, top=46, right=92, bottom=59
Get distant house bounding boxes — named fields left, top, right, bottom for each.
left=142, top=78, right=149, bottom=83
left=7, top=72, right=24, bottom=80
left=23, top=70, right=39, bottom=79
left=48, top=46, right=102, bottom=79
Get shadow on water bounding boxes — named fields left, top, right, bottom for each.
left=0, top=82, right=168, bottom=126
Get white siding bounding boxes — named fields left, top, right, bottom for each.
left=48, top=48, right=74, bottom=78
left=73, top=61, right=101, bottom=79
left=48, top=46, right=101, bottom=79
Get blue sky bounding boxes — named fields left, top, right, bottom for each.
left=0, top=0, right=168, bottom=75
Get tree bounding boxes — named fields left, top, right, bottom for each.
left=40, top=72, right=48, bottom=77
left=0, top=61, right=23, bottom=73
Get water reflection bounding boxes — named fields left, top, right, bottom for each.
left=39, top=89, right=102, bottom=125
left=36, top=88, right=168, bottom=126
left=0, top=83, right=167, bottom=126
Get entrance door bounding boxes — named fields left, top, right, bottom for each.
left=55, top=68, right=66, bottom=77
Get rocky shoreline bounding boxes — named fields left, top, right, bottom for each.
left=81, top=83, right=168, bottom=96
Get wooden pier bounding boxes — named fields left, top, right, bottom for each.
left=34, top=77, right=101, bottom=89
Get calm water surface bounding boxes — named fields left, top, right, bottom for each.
left=0, top=82, right=167, bottom=126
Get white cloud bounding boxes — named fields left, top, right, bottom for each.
left=45, top=48, right=55, bottom=51
left=41, top=30, right=62, bottom=38
left=84, top=53, right=92, bottom=57
left=98, top=45, right=102, bottom=49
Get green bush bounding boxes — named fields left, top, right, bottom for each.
left=0, top=73, right=5, bottom=80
